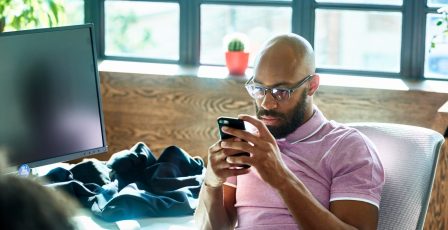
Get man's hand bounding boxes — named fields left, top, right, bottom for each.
left=220, top=114, right=290, bottom=188
left=196, top=141, right=243, bottom=230
left=205, top=140, right=251, bottom=187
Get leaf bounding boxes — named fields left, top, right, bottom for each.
left=436, top=20, right=443, bottom=26
left=11, top=16, right=20, bottom=30
left=48, top=0, right=60, bottom=24
left=47, top=13, right=53, bottom=27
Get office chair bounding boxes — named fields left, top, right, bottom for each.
left=348, top=123, right=444, bottom=230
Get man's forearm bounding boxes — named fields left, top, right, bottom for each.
left=276, top=169, right=356, bottom=230
left=194, top=184, right=235, bottom=230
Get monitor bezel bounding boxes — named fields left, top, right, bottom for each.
left=0, top=24, right=108, bottom=173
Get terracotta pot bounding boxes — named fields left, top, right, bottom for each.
left=225, top=51, right=249, bottom=75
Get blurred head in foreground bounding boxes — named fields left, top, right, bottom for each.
left=0, top=153, right=78, bottom=230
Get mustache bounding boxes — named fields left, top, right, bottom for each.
left=257, top=109, right=286, bottom=120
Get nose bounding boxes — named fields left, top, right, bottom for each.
left=260, top=90, right=278, bottom=110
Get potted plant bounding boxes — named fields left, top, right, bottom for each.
left=0, top=0, right=65, bottom=33
left=225, top=33, right=249, bottom=76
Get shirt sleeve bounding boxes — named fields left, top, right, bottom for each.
left=224, top=176, right=237, bottom=188
left=329, top=130, right=385, bottom=208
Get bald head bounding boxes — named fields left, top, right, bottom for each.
left=254, top=34, right=315, bottom=83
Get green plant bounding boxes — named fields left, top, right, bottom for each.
left=228, top=38, right=245, bottom=52
left=0, top=0, right=65, bottom=32
left=429, top=6, right=448, bottom=52
left=224, top=32, right=248, bottom=52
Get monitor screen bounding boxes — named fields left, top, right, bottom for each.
left=0, top=24, right=107, bottom=171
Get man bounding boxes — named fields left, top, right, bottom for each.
left=194, top=34, right=384, bottom=230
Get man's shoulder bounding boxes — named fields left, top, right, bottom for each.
left=327, top=128, right=379, bottom=168
left=323, top=121, right=377, bottom=155
left=322, top=121, right=366, bottom=141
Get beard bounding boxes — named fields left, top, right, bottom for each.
left=256, top=89, right=308, bottom=139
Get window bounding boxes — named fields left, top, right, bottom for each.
left=81, top=0, right=447, bottom=81
left=424, top=2, right=448, bottom=79
left=104, top=1, right=179, bottom=61
left=64, top=0, right=84, bottom=26
left=425, top=14, right=448, bottom=79
left=316, top=0, right=402, bottom=4
left=428, top=0, right=448, bottom=7
left=201, top=4, right=291, bottom=66
left=315, top=10, right=401, bottom=72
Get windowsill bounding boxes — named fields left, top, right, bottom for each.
left=98, top=60, right=448, bottom=94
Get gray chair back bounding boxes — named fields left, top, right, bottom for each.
left=348, top=123, right=444, bottom=230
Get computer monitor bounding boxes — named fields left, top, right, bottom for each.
left=0, top=24, right=108, bottom=173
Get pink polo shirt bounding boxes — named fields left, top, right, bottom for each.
left=225, top=107, right=385, bottom=230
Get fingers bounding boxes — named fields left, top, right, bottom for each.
left=209, top=157, right=250, bottom=178
left=226, top=155, right=252, bottom=166
left=238, top=114, right=274, bottom=140
left=221, top=126, right=270, bottom=149
left=221, top=168, right=251, bottom=177
left=230, top=168, right=251, bottom=176
left=221, top=140, right=254, bottom=155
left=220, top=126, right=259, bottom=146
left=209, top=140, right=222, bottom=154
left=218, top=114, right=275, bottom=146
left=207, top=141, right=251, bottom=179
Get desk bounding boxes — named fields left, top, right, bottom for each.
left=73, top=212, right=196, bottom=230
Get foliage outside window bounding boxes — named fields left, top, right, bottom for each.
left=430, top=7, right=448, bottom=51
left=425, top=6, right=448, bottom=78
left=0, top=0, right=65, bottom=32
left=104, top=1, right=179, bottom=60
left=315, top=10, right=402, bottom=72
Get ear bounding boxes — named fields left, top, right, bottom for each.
left=307, top=74, right=320, bottom=96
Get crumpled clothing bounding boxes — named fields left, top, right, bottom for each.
left=45, top=142, right=205, bottom=222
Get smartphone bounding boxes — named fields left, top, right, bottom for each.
left=217, top=117, right=246, bottom=140
left=217, top=117, right=250, bottom=168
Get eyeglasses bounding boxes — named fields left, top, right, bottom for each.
left=245, top=74, right=314, bottom=101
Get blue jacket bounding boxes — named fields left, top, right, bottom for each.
left=45, top=142, right=205, bottom=222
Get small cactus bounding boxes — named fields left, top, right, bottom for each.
left=228, top=38, right=245, bottom=52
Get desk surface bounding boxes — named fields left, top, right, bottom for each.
left=74, top=213, right=196, bottom=230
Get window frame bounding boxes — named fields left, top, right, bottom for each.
left=83, top=0, right=444, bottom=80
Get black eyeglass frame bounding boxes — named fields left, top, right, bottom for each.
left=244, top=74, right=314, bottom=101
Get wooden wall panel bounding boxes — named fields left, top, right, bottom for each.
left=99, top=71, right=448, bottom=229
left=100, top=72, right=254, bottom=160
left=316, top=87, right=445, bottom=129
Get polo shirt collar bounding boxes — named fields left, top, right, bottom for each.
left=276, top=106, right=328, bottom=144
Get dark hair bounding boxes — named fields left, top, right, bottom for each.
left=0, top=175, right=77, bottom=230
